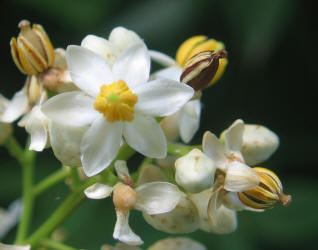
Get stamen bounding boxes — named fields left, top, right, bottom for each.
left=94, top=80, right=138, bottom=123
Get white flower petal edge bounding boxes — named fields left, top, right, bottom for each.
left=224, top=119, right=244, bottom=153
left=109, top=27, right=144, bottom=52
left=133, top=79, right=194, bottom=117
left=149, top=50, right=177, bottom=67
left=135, top=182, right=181, bottom=215
left=0, top=243, right=30, bottom=250
left=112, top=44, right=150, bottom=89
left=150, top=66, right=182, bottom=82
left=123, top=114, right=167, bottom=159
left=81, top=34, right=118, bottom=66
left=1, top=88, right=28, bottom=123
left=115, top=160, right=131, bottom=182
left=25, top=106, right=50, bottom=151
left=84, top=183, right=113, bottom=199
left=224, top=161, right=260, bottom=192
left=179, top=100, right=201, bottom=143
left=0, top=199, right=22, bottom=239
left=66, top=45, right=114, bottom=97
left=202, top=131, right=227, bottom=170
left=41, top=91, right=98, bottom=127
left=113, top=210, right=143, bottom=246
left=81, top=116, right=123, bottom=177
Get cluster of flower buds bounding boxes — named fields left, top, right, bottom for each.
left=0, top=19, right=291, bottom=248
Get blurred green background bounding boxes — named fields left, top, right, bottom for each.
left=0, top=0, right=317, bottom=249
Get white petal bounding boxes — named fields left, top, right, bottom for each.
left=123, top=114, right=167, bottom=158
left=135, top=182, right=181, bottom=214
left=202, top=131, right=227, bottom=169
left=25, top=106, right=50, bottom=151
left=134, top=79, right=194, bottom=117
left=224, top=119, right=244, bottom=153
left=41, top=91, right=98, bottom=127
left=66, top=45, right=114, bottom=97
left=112, top=44, right=150, bottom=89
left=150, top=66, right=182, bottom=82
left=149, top=50, right=177, bottom=67
left=109, top=27, right=144, bottom=52
left=0, top=243, right=30, bottom=250
left=84, top=183, right=113, bottom=199
left=179, top=100, right=201, bottom=143
left=148, top=237, right=206, bottom=250
left=113, top=210, right=143, bottom=246
left=224, top=161, right=260, bottom=192
left=115, top=160, right=131, bottom=182
left=0, top=199, right=22, bottom=239
left=81, top=116, right=123, bottom=177
left=1, top=89, right=28, bottom=123
left=81, top=35, right=118, bottom=66
left=222, top=192, right=265, bottom=212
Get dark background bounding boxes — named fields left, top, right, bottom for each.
left=1, top=0, right=317, bottom=249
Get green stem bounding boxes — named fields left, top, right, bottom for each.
left=33, top=168, right=71, bottom=196
left=3, top=136, right=25, bottom=164
left=15, top=149, right=36, bottom=244
left=69, top=168, right=81, bottom=191
left=40, top=238, right=78, bottom=250
left=26, top=177, right=97, bottom=247
left=167, top=144, right=202, bottom=157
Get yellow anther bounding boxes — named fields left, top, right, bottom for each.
left=238, top=167, right=291, bottom=210
left=94, top=80, right=138, bottom=123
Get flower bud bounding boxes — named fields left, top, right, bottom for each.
left=238, top=167, right=291, bottom=210
left=10, top=20, right=55, bottom=75
left=175, top=149, right=216, bottom=193
left=113, top=183, right=137, bottom=212
left=180, top=50, right=227, bottom=91
left=176, top=36, right=228, bottom=88
left=148, top=237, right=206, bottom=250
left=241, top=124, right=279, bottom=165
left=142, top=193, right=200, bottom=234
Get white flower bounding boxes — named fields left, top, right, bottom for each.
left=0, top=95, right=13, bottom=144
left=150, top=51, right=201, bottom=143
left=0, top=243, right=30, bottom=250
left=0, top=200, right=22, bottom=240
left=42, top=42, right=194, bottom=177
left=202, top=119, right=259, bottom=193
left=84, top=161, right=182, bottom=246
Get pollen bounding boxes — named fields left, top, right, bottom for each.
left=94, top=80, right=138, bottom=123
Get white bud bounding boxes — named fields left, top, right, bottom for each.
left=175, top=149, right=216, bottom=193
left=224, top=161, right=259, bottom=192
left=142, top=193, right=200, bottom=234
left=241, top=124, right=279, bottom=165
left=148, top=237, right=206, bottom=250
left=160, top=113, right=180, bottom=142
left=49, top=122, right=87, bottom=167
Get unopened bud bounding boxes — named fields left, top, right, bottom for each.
left=180, top=50, right=227, bottom=91
left=238, top=167, right=291, bottom=210
left=175, top=149, right=216, bottom=193
left=10, top=20, right=55, bottom=75
left=241, top=124, right=279, bottom=165
left=26, top=75, right=41, bottom=106
left=113, top=183, right=137, bottom=212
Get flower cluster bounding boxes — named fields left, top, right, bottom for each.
left=0, top=20, right=291, bottom=248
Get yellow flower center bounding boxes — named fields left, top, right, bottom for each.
left=94, top=80, right=138, bottom=123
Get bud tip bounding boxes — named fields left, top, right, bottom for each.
left=18, top=20, right=30, bottom=30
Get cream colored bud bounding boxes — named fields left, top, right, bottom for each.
left=143, top=193, right=200, bottom=234
left=148, top=237, right=206, bottom=250
left=136, top=164, right=167, bottom=186
left=241, top=124, right=279, bottom=165
left=113, top=183, right=137, bottom=212
left=10, top=20, right=55, bottom=75
left=175, top=149, right=216, bottom=193
left=26, top=75, right=41, bottom=106
left=160, top=113, right=180, bottom=142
